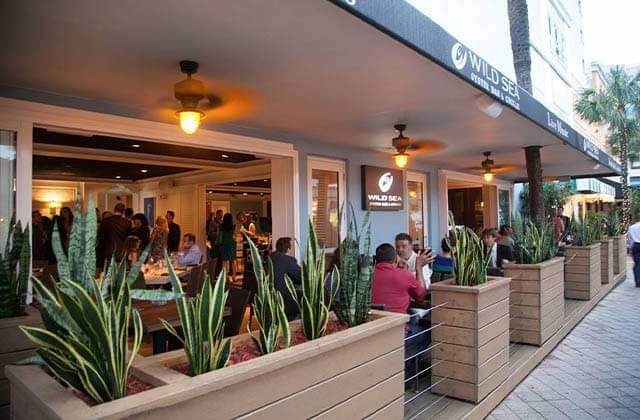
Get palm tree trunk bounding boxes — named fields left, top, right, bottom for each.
left=620, top=131, right=630, bottom=230
left=507, top=0, right=532, bottom=93
left=525, top=146, right=545, bottom=225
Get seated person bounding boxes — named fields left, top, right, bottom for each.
left=371, top=243, right=428, bottom=314
left=481, top=228, right=513, bottom=271
left=177, top=233, right=202, bottom=266
left=431, top=238, right=454, bottom=283
left=395, top=233, right=433, bottom=287
left=270, top=237, right=302, bottom=320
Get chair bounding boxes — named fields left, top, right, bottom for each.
left=186, top=264, right=204, bottom=297
left=206, top=258, right=218, bottom=283
left=224, top=286, right=251, bottom=337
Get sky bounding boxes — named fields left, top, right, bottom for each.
left=583, top=0, right=640, bottom=66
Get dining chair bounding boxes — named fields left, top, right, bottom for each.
left=206, top=258, right=218, bottom=283
left=224, top=286, right=251, bottom=337
left=186, top=264, right=203, bottom=297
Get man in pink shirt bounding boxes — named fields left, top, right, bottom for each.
left=371, top=243, right=429, bottom=314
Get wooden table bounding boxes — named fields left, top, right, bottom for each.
left=134, top=301, right=231, bottom=354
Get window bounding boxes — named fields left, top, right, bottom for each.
left=498, top=189, right=511, bottom=227
left=0, top=130, right=17, bottom=246
left=631, top=160, right=640, bottom=169
left=308, top=157, right=345, bottom=249
left=548, top=15, right=567, bottom=66
left=407, top=172, right=427, bottom=249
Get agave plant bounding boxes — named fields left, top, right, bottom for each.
left=286, top=220, right=339, bottom=340
left=513, top=221, right=558, bottom=265
left=0, top=220, right=30, bottom=318
left=245, top=232, right=290, bottom=355
left=335, top=206, right=373, bottom=327
left=606, top=211, right=624, bottom=236
left=570, top=213, right=599, bottom=246
left=447, top=212, right=491, bottom=286
left=161, top=257, right=231, bottom=376
left=21, top=261, right=144, bottom=403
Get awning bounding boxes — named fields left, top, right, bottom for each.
left=571, top=178, right=616, bottom=196
left=331, top=0, right=621, bottom=175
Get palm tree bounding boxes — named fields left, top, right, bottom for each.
left=575, top=66, right=640, bottom=229
left=507, top=0, right=532, bottom=94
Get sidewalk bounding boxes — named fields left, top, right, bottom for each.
left=489, top=273, right=640, bottom=419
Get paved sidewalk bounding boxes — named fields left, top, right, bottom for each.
left=488, top=274, right=640, bottom=420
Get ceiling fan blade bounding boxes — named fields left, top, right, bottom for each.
left=409, top=140, right=448, bottom=154
left=492, top=165, right=520, bottom=173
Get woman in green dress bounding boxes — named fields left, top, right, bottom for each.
left=217, top=213, right=237, bottom=282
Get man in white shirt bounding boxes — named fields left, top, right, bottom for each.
left=628, top=212, right=640, bottom=287
left=482, top=228, right=499, bottom=268
left=395, top=233, right=433, bottom=287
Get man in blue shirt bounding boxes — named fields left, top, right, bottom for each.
left=177, top=233, right=202, bottom=266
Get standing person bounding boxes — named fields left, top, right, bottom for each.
left=60, top=206, right=74, bottom=244
left=395, top=233, right=433, bottom=287
left=498, top=225, right=514, bottom=253
left=270, top=237, right=302, bottom=320
left=149, top=216, right=169, bottom=261
left=97, top=203, right=131, bottom=267
left=131, top=213, right=150, bottom=249
left=554, top=208, right=565, bottom=242
left=207, top=209, right=224, bottom=258
left=124, top=208, right=134, bottom=221
left=628, top=211, right=640, bottom=287
left=32, top=210, right=46, bottom=261
left=166, top=210, right=181, bottom=253
left=218, top=213, right=237, bottom=282
left=235, top=212, right=247, bottom=274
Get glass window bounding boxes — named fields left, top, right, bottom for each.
left=311, top=168, right=340, bottom=248
left=407, top=180, right=424, bottom=249
left=498, top=189, right=511, bottom=227
left=0, top=130, right=17, bottom=246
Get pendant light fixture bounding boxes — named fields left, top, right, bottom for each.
left=392, top=124, right=411, bottom=169
left=174, top=61, right=206, bottom=134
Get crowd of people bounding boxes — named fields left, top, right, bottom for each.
left=32, top=203, right=202, bottom=271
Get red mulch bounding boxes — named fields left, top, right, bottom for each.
left=168, top=319, right=351, bottom=375
left=74, top=375, right=154, bottom=406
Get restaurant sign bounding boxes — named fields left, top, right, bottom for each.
left=361, top=165, right=404, bottom=210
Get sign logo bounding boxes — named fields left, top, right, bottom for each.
left=378, top=172, right=394, bottom=193
left=451, top=42, right=467, bottom=70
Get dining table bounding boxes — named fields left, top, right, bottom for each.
left=134, top=300, right=232, bottom=354
left=143, top=265, right=190, bottom=287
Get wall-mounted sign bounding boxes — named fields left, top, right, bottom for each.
left=361, top=165, right=404, bottom=211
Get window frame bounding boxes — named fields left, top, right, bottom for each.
left=406, top=171, right=428, bottom=249
left=307, top=156, right=346, bottom=251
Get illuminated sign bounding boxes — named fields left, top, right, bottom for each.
left=362, top=165, right=404, bottom=210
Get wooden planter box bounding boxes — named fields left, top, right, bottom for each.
left=430, top=277, right=510, bottom=403
left=612, top=235, right=626, bottom=275
left=503, top=257, right=564, bottom=346
left=598, top=239, right=614, bottom=284
left=564, top=243, right=601, bottom=300
left=6, top=311, right=408, bottom=420
left=0, top=306, right=42, bottom=419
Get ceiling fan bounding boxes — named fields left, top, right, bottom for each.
left=466, top=151, right=519, bottom=181
left=380, top=124, right=447, bottom=168
left=154, top=61, right=256, bottom=134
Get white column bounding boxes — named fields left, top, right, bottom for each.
left=437, top=169, right=448, bottom=240
left=271, top=157, right=296, bottom=253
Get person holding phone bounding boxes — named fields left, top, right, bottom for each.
left=395, top=233, right=434, bottom=287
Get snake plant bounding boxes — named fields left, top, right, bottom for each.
left=21, top=261, right=144, bottom=403
left=570, top=213, right=599, bottom=246
left=0, top=220, right=30, bottom=318
left=335, top=205, right=373, bottom=327
left=245, top=232, right=290, bottom=355
left=447, top=212, right=491, bottom=286
left=606, top=211, right=624, bottom=236
left=286, top=219, right=339, bottom=340
left=161, top=257, right=231, bottom=376
left=513, top=221, right=558, bottom=264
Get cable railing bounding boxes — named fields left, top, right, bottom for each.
left=403, top=301, right=450, bottom=420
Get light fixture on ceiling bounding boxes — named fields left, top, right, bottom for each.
left=221, top=154, right=229, bottom=159
left=140, top=169, right=148, bottom=173
left=481, top=151, right=495, bottom=182
left=132, top=144, right=141, bottom=148
left=174, top=60, right=207, bottom=135
left=115, top=175, right=121, bottom=179
left=242, top=192, right=248, bottom=196
left=392, top=124, right=411, bottom=169
left=475, top=94, right=504, bottom=119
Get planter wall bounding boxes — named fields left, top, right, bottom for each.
left=430, top=277, right=510, bottom=403
left=564, top=243, right=601, bottom=300
left=6, top=311, right=408, bottom=420
left=598, top=239, right=614, bottom=285
left=503, top=257, right=564, bottom=346
left=612, top=235, right=626, bottom=275
left=0, top=306, right=42, bottom=419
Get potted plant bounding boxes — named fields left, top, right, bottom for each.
left=431, top=213, right=510, bottom=403
left=503, top=221, right=563, bottom=345
left=7, top=218, right=408, bottom=419
left=564, top=213, right=601, bottom=300
left=594, top=214, right=614, bottom=285
left=0, top=220, right=41, bottom=417
left=607, top=211, right=627, bottom=275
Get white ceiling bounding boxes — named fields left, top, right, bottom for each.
left=0, top=0, right=612, bottom=180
